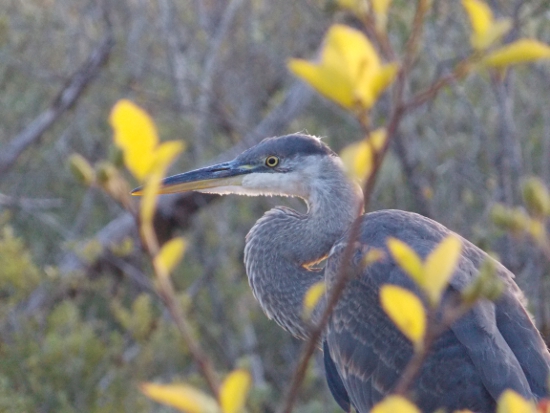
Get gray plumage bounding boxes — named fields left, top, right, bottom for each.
left=153, top=133, right=550, bottom=413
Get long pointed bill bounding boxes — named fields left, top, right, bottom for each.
left=131, top=160, right=254, bottom=196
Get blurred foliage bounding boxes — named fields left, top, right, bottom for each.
left=0, top=0, right=549, bottom=411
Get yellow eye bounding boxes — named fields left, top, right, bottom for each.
left=265, top=156, right=279, bottom=168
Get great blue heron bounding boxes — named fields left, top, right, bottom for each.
left=140, top=133, right=550, bottom=412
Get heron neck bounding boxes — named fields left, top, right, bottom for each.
left=244, top=169, right=363, bottom=339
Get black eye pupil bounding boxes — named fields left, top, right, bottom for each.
left=266, top=157, right=278, bottom=167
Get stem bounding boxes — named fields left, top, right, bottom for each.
left=140, top=221, right=221, bottom=398
left=278, top=200, right=365, bottom=413
left=402, top=57, right=474, bottom=112
left=277, top=2, right=431, bottom=411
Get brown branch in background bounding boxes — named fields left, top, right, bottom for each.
left=141, top=227, right=221, bottom=397
left=0, top=33, right=114, bottom=178
left=391, top=131, right=433, bottom=218
left=360, top=13, right=395, bottom=61
left=402, top=58, right=474, bottom=112
left=193, top=0, right=245, bottom=159
left=0, top=193, right=63, bottom=211
left=158, top=0, right=191, bottom=112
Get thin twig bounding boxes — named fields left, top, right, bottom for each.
left=140, top=222, right=221, bottom=398
left=402, top=57, right=475, bottom=112
left=0, top=33, right=114, bottom=177
left=277, top=200, right=364, bottom=413
left=277, top=3, right=434, bottom=411
left=194, top=0, right=244, bottom=159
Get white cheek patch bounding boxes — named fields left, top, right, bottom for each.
left=197, top=186, right=257, bottom=195
left=242, top=173, right=308, bottom=198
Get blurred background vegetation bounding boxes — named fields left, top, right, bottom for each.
left=1, top=0, right=549, bottom=412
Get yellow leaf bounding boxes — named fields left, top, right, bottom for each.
left=363, top=247, right=385, bottom=266
left=336, top=0, right=368, bottom=16
left=220, top=369, right=252, bottom=413
left=365, top=63, right=398, bottom=107
left=288, top=59, right=355, bottom=109
left=462, top=0, right=510, bottom=50
left=303, top=281, right=326, bottom=319
left=497, top=389, right=536, bottom=413
left=288, top=25, right=395, bottom=111
left=68, top=154, right=95, bottom=185
left=387, top=238, right=423, bottom=286
left=484, top=39, right=550, bottom=68
left=140, top=382, right=219, bottom=413
left=155, top=237, right=187, bottom=275
left=371, top=0, right=393, bottom=32
left=462, top=0, right=493, bottom=38
left=340, top=128, right=386, bottom=183
left=371, top=395, right=421, bottom=413
left=110, top=100, right=159, bottom=181
left=424, top=235, right=462, bottom=305
left=140, top=171, right=162, bottom=227
left=372, top=0, right=392, bottom=15
left=380, top=285, right=426, bottom=349
left=153, top=141, right=185, bottom=175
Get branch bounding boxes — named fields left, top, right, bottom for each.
left=0, top=33, right=114, bottom=177
left=193, top=0, right=245, bottom=158
left=0, top=193, right=63, bottom=211
left=391, top=131, right=433, bottom=218
left=278, top=3, right=432, bottom=411
left=158, top=0, right=191, bottom=111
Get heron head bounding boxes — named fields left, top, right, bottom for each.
left=132, top=134, right=346, bottom=199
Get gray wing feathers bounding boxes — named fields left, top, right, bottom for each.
left=450, top=297, right=532, bottom=399
left=324, top=210, right=550, bottom=412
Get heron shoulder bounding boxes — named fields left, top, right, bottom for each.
left=326, top=209, right=519, bottom=293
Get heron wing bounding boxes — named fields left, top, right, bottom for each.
left=323, top=340, right=353, bottom=412
left=324, top=210, right=549, bottom=412
left=494, top=290, right=550, bottom=397
left=448, top=240, right=550, bottom=399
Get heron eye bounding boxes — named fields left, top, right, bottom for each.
left=265, top=156, right=279, bottom=168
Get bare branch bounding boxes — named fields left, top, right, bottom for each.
left=194, top=0, right=245, bottom=159
left=0, top=193, right=63, bottom=211
left=158, top=0, right=191, bottom=111
left=0, top=33, right=114, bottom=177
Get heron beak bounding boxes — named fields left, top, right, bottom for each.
left=131, top=160, right=253, bottom=195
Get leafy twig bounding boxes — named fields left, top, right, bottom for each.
left=139, top=221, right=221, bottom=398
left=278, top=2, right=432, bottom=411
